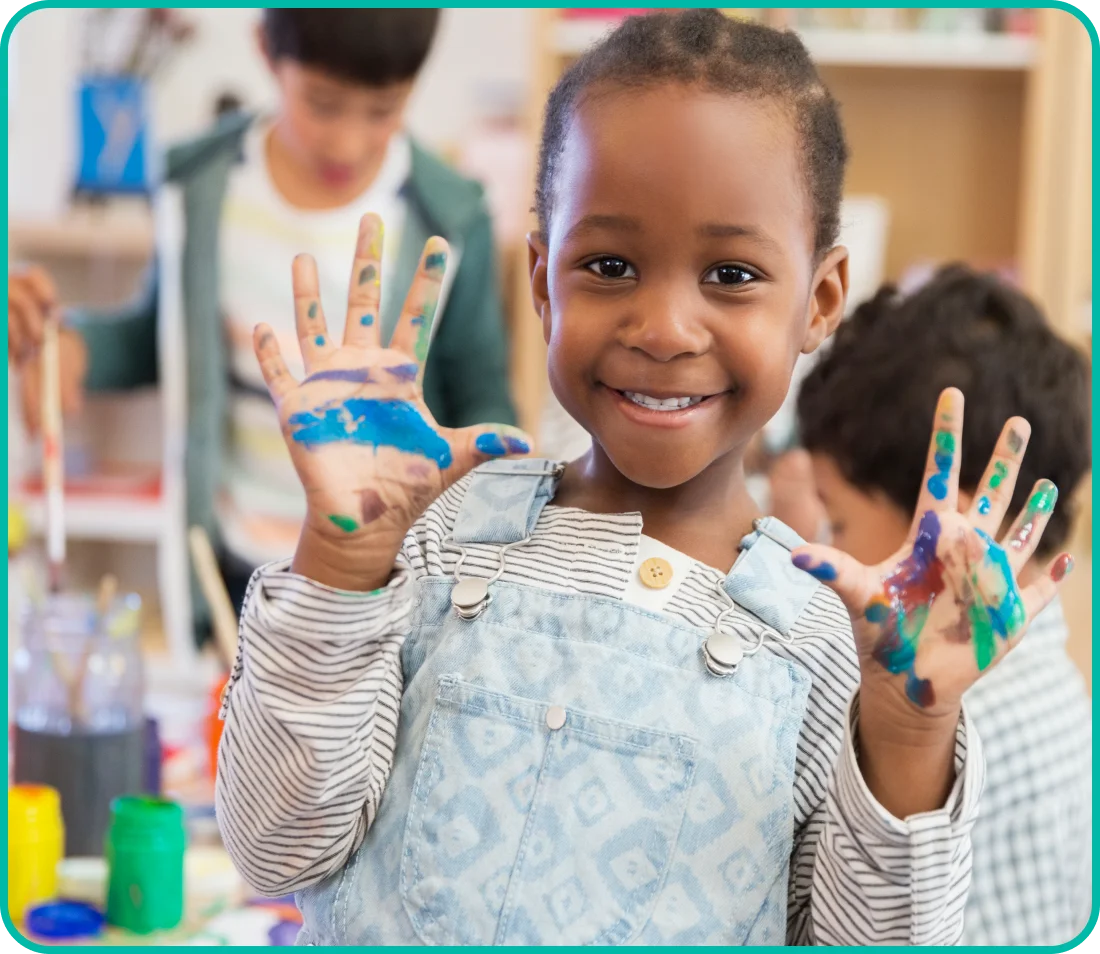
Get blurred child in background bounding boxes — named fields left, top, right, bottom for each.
left=7, top=8, right=516, bottom=631
left=784, top=265, right=1092, bottom=945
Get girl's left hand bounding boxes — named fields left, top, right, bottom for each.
left=791, top=387, right=1073, bottom=724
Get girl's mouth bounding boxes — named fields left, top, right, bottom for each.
left=621, top=390, right=706, bottom=411
left=606, top=386, right=725, bottom=427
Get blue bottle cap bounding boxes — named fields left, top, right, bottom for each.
left=26, top=900, right=105, bottom=939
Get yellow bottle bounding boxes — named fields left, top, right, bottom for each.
left=8, top=785, right=64, bottom=924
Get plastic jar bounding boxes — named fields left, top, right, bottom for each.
left=12, top=591, right=144, bottom=856
left=8, top=784, right=64, bottom=923
left=105, top=795, right=185, bottom=934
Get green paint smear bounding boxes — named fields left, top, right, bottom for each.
left=989, top=461, right=1009, bottom=489
left=935, top=430, right=955, bottom=453
left=328, top=514, right=358, bottom=533
left=970, top=601, right=998, bottom=671
left=308, top=302, right=318, bottom=319
left=1028, top=481, right=1058, bottom=514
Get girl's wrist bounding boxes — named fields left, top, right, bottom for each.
left=291, top=519, right=401, bottom=593
left=855, top=681, right=961, bottom=818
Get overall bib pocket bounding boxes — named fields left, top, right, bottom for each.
left=401, top=676, right=697, bottom=946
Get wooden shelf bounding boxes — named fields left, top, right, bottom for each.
left=552, top=20, right=1037, bottom=70
left=9, top=209, right=154, bottom=260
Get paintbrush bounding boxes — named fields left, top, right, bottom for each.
left=187, top=526, right=239, bottom=670
left=41, top=316, right=66, bottom=594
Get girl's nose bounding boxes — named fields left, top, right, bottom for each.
left=618, top=284, right=711, bottom=362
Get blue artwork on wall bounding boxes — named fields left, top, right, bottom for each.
left=76, top=75, right=150, bottom=195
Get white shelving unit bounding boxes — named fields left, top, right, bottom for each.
left=10, top=197, right=195, bottom=666
left=552, top=20, right=1038, bottom=70
left=23, top=493, right=166, bottom=543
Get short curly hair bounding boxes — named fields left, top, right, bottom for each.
left=536, top=9, right=848, bottom=256
left=798, top=265, right=1091, bottom=557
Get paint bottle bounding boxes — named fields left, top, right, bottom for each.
left=105, top=795, right=185, bottom=933
left=12, top=591, right=145, bottom=856
left=8, top=784, right=64, bottom=923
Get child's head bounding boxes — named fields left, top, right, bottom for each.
left=798, top=265, right=1091, bottom=566
left=528, top=10, right=850, bottom=490
left=259, top=8, right=439, bottom=191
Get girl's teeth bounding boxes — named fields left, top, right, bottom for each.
left=623, top=391, right=703, bottom=411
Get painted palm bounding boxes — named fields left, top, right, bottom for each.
left=793, top=389, right=1070, bottom=718
left=253, top=213, right=530, bottom=562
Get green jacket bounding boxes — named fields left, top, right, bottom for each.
left=73, top=113, right=516, bottom=633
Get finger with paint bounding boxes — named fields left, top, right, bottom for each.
left=253, top=323, right=297, bottom=401
left=966, top=417, right=1030, bottom=535
left=293, top=255, right=336, bottom=372
left=1019, top=551, right=1075, bottom=624
left=789, top=544, right=880, bottom=615
left=342, top=213, right=384, bottom=350
left=389, top=238, right=449, bottom=382
left=907, top=389, right=965, bottom=544
left=468, top=425, right=533, bottom=460
left=1001, top=478, right=1059, bottom=570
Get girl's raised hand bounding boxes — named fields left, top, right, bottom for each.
left=255, top=212, right=531, bottom=591
left=791, top=388, right=1073, bottom=722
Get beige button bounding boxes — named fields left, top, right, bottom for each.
left=638, top=557, right=674, bottom=590
left=546, top=706, right=567, bottom=731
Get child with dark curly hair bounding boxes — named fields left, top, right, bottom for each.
left=793, top=264, right=1092, bottom=945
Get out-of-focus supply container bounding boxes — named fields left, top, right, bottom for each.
left=12, top=591, right=144, bottom=856
left=105, top=795, right=185, bottom=933
left=8, top=783, right=64, bottom=923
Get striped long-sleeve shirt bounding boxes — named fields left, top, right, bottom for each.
left=216, top=473, right=983, bottom=945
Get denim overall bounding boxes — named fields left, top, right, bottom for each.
left=297, top=460, right=817, bottom=945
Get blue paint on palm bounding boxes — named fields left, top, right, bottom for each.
left=974, top=528, right=1025, bottom=638
left=289, top=397, right=452, bottom=468
left=360, top=314, right=374, bottom=326
left=303, top=368, right=375, bottom=385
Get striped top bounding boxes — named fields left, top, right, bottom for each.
left=217, top=471, right=983, bottom=945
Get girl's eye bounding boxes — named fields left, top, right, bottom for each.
left=585, top=257, right=635, bottom=280
left=703, top=265, right=755, bottom=287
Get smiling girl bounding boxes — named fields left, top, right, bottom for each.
left=216, top=11, right=1072, bottom=945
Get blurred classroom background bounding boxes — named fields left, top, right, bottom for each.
left=5, top=7, right=1092, bottom=945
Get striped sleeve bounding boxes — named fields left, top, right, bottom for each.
left=796, top=692, right=984, bottom=945
left=215, top=559, right=412, bottom=897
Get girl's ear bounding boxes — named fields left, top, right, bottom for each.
left=527, top=232, right=552, bottom=345
left=802, top=246, right=849, bottom=355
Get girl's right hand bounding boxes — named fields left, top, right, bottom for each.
left=254, top=213, right=531, bottom=592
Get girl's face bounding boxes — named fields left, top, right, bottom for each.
left=530, top=85, right=847, bottom=489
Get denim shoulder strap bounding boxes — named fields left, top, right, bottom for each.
left=451, top=458, right=564, bottom=545
left=723, top=516, right=819, bottom=637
